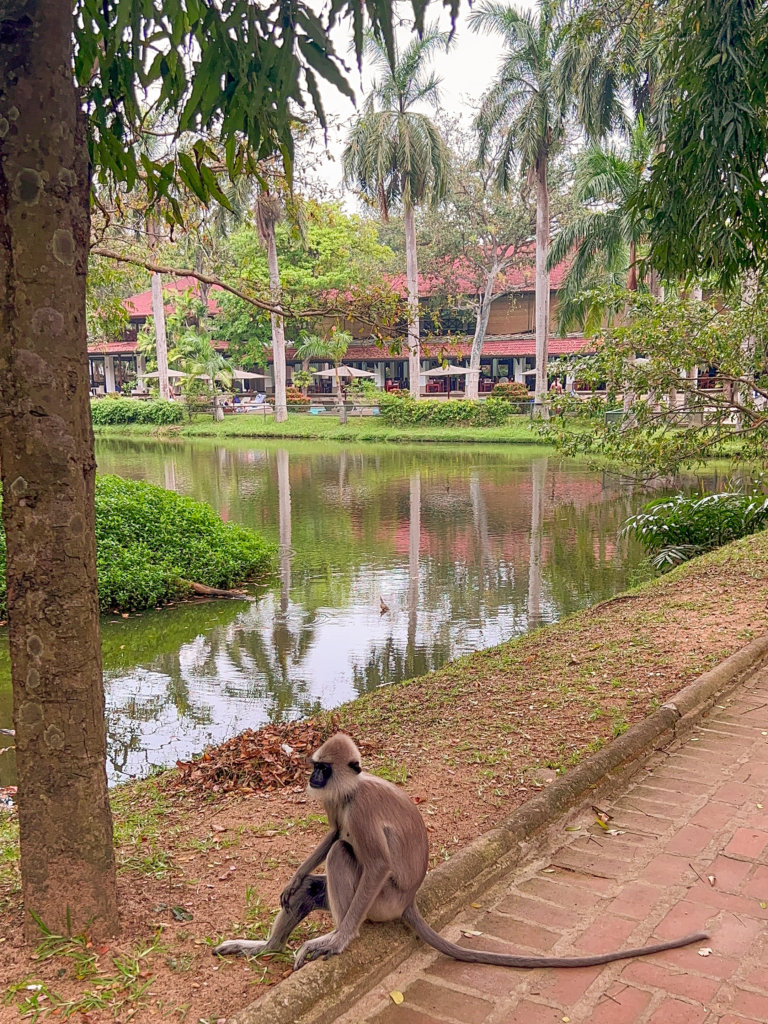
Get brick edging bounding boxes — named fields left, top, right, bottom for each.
left=228, top=632, right=768, bottom=1024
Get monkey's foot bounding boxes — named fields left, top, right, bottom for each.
left=294, top=932, right=343, bottom=970
left=212, top=939, right=270, bottom=958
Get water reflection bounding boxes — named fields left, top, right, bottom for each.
left=0, top=439, right=713, bottom=783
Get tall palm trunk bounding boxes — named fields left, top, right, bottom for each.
left=0, top=0, right=117, bottom=939
left=150, top=272, right=170, bottom=400
left=264, top=220, right=288, bottom=423
left=534, top=157, right=550, bottom=418
left=404, top=203, right=421, bottom=399
left=466, top=264, right=500, bottom=401
left=627, top=240, right=638, bottom=292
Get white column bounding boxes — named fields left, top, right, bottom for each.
left=104, top=356, right=116, bottom=393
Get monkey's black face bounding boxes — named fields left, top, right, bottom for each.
left=309, top=761, right=333, bottom=789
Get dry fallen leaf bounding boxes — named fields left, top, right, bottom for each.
left=698, top=947, right=713, bottom=957
left=390, top=991, right=404, bottom=1005
left=471, top=902, right=483, bottom=909
left=462, top=930, right=483, bottom=937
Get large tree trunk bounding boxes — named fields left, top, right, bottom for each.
left=404, top=203, right=421, bottom=400
left=466, top=266, right=499, bottom=401
left=265, top=221, right=288, bottom=423
left=0, top=0, right=118, bottom=940
left=533, top=157, right=550, bottom=419
left=150, top=273, right=170, bottom=400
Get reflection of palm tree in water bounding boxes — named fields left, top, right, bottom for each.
left=273, top=447, right=295, bottom=678
left=528, top=457, right=548, bottom=628
left=469, top=472, right=493, bottom=577
left=407, top=472, right=421, bottom=673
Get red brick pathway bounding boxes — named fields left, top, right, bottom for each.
left=337, top=667, right=768, bottom=1024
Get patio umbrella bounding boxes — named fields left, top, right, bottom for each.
left=424, top=364, right=470, bottom=376
left=231, top=368, right=265, bottom=380
left=143, top=369, right=187, bottom=379
left=197, top=368, right=266, bottom=383
left=312, top=365, right=377, bottom=378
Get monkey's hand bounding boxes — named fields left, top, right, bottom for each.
left=280, top=873, right=306, bottom=911
left=294, top=931, right=345, bottom=970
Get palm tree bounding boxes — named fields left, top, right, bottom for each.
left=471, top=0, right=623, bottom=416
left=294, top=328, right=352, bottom=418
left=343, top=29, right=451, bottom=400
left=255, top=189, right=289, bottom=423
left=548, top=117, right=653, bottom=333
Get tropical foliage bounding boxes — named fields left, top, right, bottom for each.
left=548, top=118, right=652, bottom=332
left=622, top=490, right=768, bottom=569
left=545, top=289, right=768, bottom=474
left=343, top=27, right=452, bottom=398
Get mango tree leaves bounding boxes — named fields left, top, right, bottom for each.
left=638, top=0, right=768, bottom=286
left=73, top=0, right=459, bottom=220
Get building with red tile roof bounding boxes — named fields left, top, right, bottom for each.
left=87, top=262, right=591, bottom=395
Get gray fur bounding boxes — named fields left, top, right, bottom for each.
left=213, top=733, right=707, bottom=969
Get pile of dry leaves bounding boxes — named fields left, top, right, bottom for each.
left=172, top=715, right=368, bottom=795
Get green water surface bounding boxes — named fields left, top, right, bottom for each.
left=0, top=439, right=727, bottom=783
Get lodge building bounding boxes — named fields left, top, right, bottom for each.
left=87, top=264, right=591, bottom=396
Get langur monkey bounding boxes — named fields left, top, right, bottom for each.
left=214, top=734, right=707, bottom=970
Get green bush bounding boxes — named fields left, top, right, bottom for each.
left=491, top=380, right=531, bottom=403
left=94, top=476, right=274, bottom=610
left=622, top=490, right=768, bottom=569
left=0, top=477, right=274, bottom=616
left=347, top=378, right=381, bottom=398
left=380, top=393, right=512, bottom=427
left=90, top=398, right=185, bottom=426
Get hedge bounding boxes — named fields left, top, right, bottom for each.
left=90, top=397, right=185, bottom=426
left=379, top=393, right=514, bottom=426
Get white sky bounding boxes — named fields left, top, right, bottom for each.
left=305, top=0, right=536, bottom=200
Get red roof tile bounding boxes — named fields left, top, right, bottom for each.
left=284, top=335, right=591, bottom=363
left=124, top=276, right=223, bottom=318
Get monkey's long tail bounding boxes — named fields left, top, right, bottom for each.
left=402, top=905, right=707, bottom=969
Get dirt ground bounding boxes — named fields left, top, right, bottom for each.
left=1, top=531, right=767, bottom=1023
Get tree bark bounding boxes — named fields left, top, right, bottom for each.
left=150, top=273, right=170, bottom=400
left=534, top=157, right=550, bottom=419
left=0, top=0, right=118, bottom=940
left=404, top=203, right=421, bottom=399
left=265, top=221, right=288, bottom=423
left=466, top=265, right=499, bottom=401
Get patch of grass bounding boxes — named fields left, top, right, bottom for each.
left=5, top=927, right=163, bottom=1021
left=93, top=412, right=548, bottom=447
left=369, top=760, right=408, bottom=784
left=0, top=811, right=20, bottom=890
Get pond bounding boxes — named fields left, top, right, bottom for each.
left=0, top=439, right=724, bottom=784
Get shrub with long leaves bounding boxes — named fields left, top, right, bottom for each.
left=621, top=490, right=768, bottom=569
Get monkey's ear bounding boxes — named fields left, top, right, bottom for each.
left=349, top=760, right=362, bottom=774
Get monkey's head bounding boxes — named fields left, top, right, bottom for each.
left=307, top=733, right=362, bottom=803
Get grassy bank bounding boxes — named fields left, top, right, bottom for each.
left=2, top=531, right=767, bottom=1019
left=93, top=411, right=548, bottom=445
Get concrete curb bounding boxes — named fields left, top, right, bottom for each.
left=229, top=632, right=768, bottom=1024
